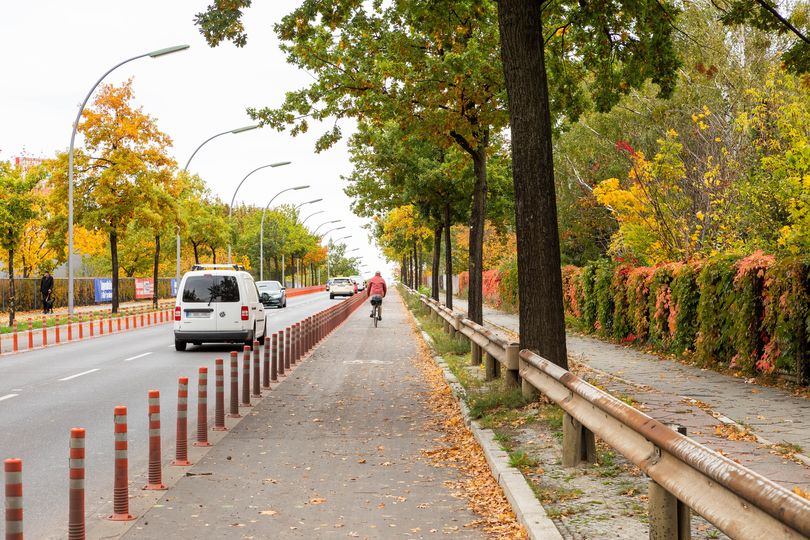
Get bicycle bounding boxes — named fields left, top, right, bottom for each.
left=370, top=296, right=382, bottom=327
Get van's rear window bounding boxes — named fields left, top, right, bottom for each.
left=182, top=276, right=240, bottom=303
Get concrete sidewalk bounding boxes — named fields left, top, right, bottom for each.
left=123, top=290, right=487, bottom=539
left=450, top=297, right=810, bottom=493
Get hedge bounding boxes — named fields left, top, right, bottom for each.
left=471, top=252, right=810, bottom=385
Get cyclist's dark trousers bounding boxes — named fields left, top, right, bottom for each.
left=370, top=295, right=383, bottom=318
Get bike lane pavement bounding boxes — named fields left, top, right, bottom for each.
left=122, top=290, right=489, bottom=539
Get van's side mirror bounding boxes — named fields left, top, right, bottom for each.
left=281, top=286, right=286, bottom=290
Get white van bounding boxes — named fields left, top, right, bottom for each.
left=173, top=265, right=267, bottom=351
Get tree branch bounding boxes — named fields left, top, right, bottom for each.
left=755, top=0, right=810, bottom=44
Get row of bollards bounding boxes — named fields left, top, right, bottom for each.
left=3, top=294, right=368, bottom=539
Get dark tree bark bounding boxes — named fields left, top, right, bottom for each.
left=431, top=224, right=443, bottom=300
left=273, top=256, right=280, bottom=281
left=8, top=249, right=15, bottom=326
left=444, top=202, right=453, bottom=309
left=467, top=148, right=487, bottom=326
left=191, top=240, right=200, bottom=264
left=153, top=234, right=160, bottom=308
left=110, top=228, right=120, bottom=313
left=211, top=246, right=217, bottom=264
left=497, top=0, right=568, bottom=369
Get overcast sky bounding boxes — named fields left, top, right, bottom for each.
left=0, top=1, right=389, bottom=278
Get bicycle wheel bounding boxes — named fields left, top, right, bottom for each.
left=373, top=306, right=378, bottom=327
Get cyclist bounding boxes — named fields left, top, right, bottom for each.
left=366, top=271, right=387, bottom=320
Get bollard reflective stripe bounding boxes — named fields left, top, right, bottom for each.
left=228, top=352, right=241, bottom=418
left=172, top=377, right=192, bottom=466
left=252, top=341, right=261, bottom=398
left=194, top=367, right=211, bottom=447
left=241, top=346, right=252, bottom=407
left=271, top=333, right=279, bottom=382
left=110, top=405, right=135, bottom=520
left=68, top=428, right=85, bottom=540
left=4, top=458, right=23, bottom=540
left=143, top=390, right=167, bottom=490
left=214, top=359, right=228, bottom=431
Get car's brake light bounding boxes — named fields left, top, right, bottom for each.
left=174, top=306, right=181, bottom=321
left=241, top=306, right=249, bottom=320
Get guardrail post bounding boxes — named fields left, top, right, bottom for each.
left=519, top=357, right=538, bottom=401
left=649, top=425, right=691, bottom=540
left=505, top=343, right=520, bottom=388
left=484, top=351, right=497, bottom=381
left=471, top=343, right=482, bottom=366
left=562, top=412, right=596, bottom=467
left=451, top=314, right=462, bottom=340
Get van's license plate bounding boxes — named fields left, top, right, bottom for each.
left=186, top=311, right=210, bottom=318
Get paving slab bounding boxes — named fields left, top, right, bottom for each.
left=123, top=290, right=487, bottom=539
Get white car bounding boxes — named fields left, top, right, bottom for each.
left=173, top=265, right=267, bottom=351
left=329, top=277, right=355, bottom=299
left=352, top=276, right=366, bottom=291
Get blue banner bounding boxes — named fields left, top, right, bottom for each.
left=93, top=278, right=113, bottom=303
left=171, top=278, right=178, bottom=297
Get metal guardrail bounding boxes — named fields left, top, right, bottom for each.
left=402, top=286, right=810, bottom=540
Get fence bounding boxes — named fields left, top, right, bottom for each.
left=0, top=278, right=176, bottom=312
left=402, top=285, right=810, bottom=540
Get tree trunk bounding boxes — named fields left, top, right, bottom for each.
left=153, top=234, right=160, bottom=309
left=110, top=229, right=120, bottom=313
left=273, top=256, right=280, bottom=281
left=497, top=0, right=568, bottom=369
left=444, top=203, right=453, bottom=309
left=8, top=249, right=15, bottom=326
left=467, top=148, right=487, bottom=326
left=291, top=256, right=296, bottom=288
left=432, top=224, right=443, bottom=300
left=191, top=240, right=200, bottom=264
left=211, top=247, right=217, bottom=264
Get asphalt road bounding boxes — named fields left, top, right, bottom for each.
left=0, top=292, right=344, bottom=540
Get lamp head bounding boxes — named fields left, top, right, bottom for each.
left=231, top=124, right=259, bottom=134
left=148, top=45, right=190, bottom=58
left=270, top=161, right=292, bottom=168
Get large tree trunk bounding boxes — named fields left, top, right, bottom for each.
left=431, top=224, right=443, bottom=300
left=444, top=203, right=453, bottom=309
left=467, top=148, right=487, bottom=327
left=110, top=228, right=120, bottom=313
left=8, top=249, right=15, bottom=326
left=497, top=0, right=568, bottom=369
left=291, top=256, right=296, bottom=288
left=191, top=240, right=200, bottom=264
left=211, top=247, right=217, bottom=264
left=153, top=234, right=160, bottom=309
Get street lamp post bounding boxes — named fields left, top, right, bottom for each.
left=179, top=123, right=260, bottom=282
left=295, top=198, right=322, bottom=211
left=259, top=185, right=310, bottom=281
left=228, top=161, right=292, bottom=263
left=300, top=210, right=325, bottom=226
left=312, top=220, right=341, bottom=234
left=67, top=44, right=189, bottom=316
left=320, top=227, right=347, bottom=280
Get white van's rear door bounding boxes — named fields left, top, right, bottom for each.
left=214, top=274, right=244, bottom=334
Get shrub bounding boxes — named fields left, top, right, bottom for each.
left=612, top=266, right=632, bottom=340
left=626, top=267, right=653, bottom=342
left=594, top=259, right=615, bottom=336
left=763, top=258, right=810, bottom=383
left=580, top=263, right=598, bottom=332
left=696, top=257, right=737, bottom=367
left=730, top=251, right=775, bottom=372
left=669, top=262, right=701, bottom=354
left=648, top=265, right=675, bottom=349
left=498, top=256, right=519, bottom=312
left=562, top=265, right=583, bottom=318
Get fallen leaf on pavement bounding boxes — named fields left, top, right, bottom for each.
left=309, top=497, right=326, bottom=505
left=258, top=510, right=278, bottom=516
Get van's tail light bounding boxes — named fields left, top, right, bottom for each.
left=174, top=306, right=181, bottom=321
left=241, top=306, right=249, bottom=321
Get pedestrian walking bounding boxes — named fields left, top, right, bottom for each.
left=40, top=270, right=54, bottom=314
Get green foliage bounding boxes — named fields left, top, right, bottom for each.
left=669, top=264, right=700, bottom=354
left=497, top=256, right=519, bottom=312
left=611, top=267, right=631, bottom=340
left=580, top=263, right=598, bottom=331
left=625, top=267, right=653, bottom=342
left=648, top=266, right=674, bottom=348
left=695, top=257, right=738, bottom=366
left=730, top=252, right=775, bottom=372
left=763, top=259, right=810, bottom=381
left=593, top=259, right=615, bottom=336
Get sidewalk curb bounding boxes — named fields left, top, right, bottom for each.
left=411, top=317, right=563, bottom=540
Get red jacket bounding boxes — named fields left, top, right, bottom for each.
left=366, top=275, right=387, bottom=297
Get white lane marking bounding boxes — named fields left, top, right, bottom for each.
left=123, top=352, right=152, bottom=362
left=59, top=369, right=99, bottom=382
left=0, top=394, right=19, bottom=402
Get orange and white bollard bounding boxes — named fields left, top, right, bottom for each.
left=55, top=317, right=61, bottom=344
left=172, top=377, right=192, bottom=466
left=110, top=406, right=135, bottom=520
left=284, top=327, right=291, bottom=370
left=228, top=352, right=240, bottom=419
left=42, top=316, right=48, bottom=347
left=77, top=314, right=83, bottom=340
left=252, top=341, right=261, bottom=398
left=213, top=358, right=227, bottom=431
left=98, top=314, right=104, bottom=335
left=263, top=336, right=271, bottom=389
left=241, top=345, right=252, bottom=407
left=144, top=390, right=167, bottom=490
left=27, top=319, right=33, bottom=350
left=4, top=458, right=23, bottom=540
left=13, top=322, right=18, bottom=352
left=89, top=313, right=94, bottom=338
left=194, top=367, right=211, bottom=447
left=277, top=330, right=285, bottom=377
left=68, top=427, right=85, bottom=540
